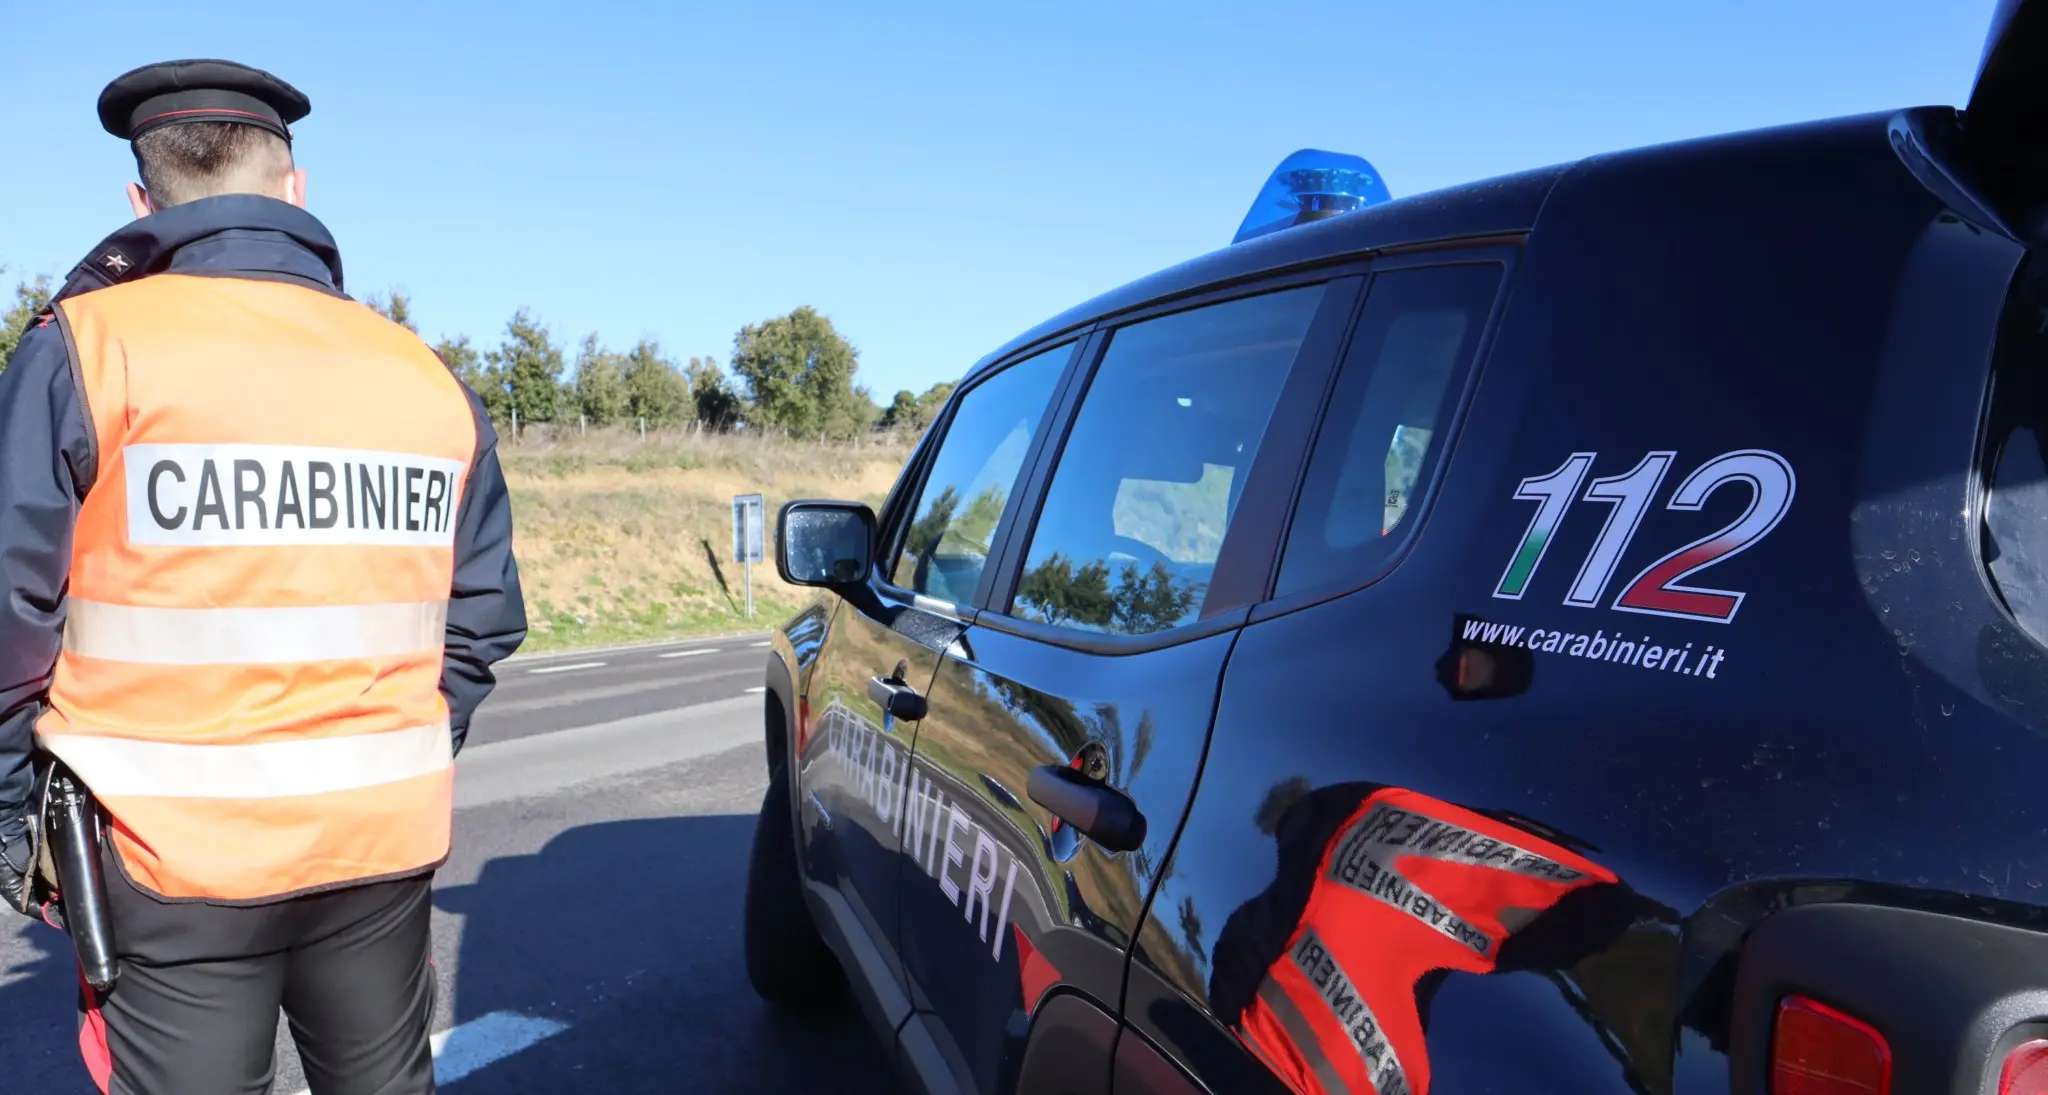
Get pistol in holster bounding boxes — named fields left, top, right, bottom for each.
left=13, top=756, right=120, bottom=991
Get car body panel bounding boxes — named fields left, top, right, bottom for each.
left=897, top=621, right=1239, bottom=1095
left=1120, top=109, right=2046, bottom=1095
left=800, top=589, right=967, bottom=1012
left=1007, top=991, right=1118, bottom=1095
left=766, top=595, right=831, bottom=770
left=1968, top=0, right=2048, bottom=146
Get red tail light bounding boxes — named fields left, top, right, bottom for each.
left=1771, top=995, right=1891, bottom=1095
left=2001, top=1038, right=2048, bottom=1095
left=796, top=696, right=811, bottom=757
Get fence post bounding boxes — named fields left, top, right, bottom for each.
left=580, top=413, right=586, bottom=436
left=511, top=408, right=519, bottom=443
left=640, top=417, right=647, bottom=441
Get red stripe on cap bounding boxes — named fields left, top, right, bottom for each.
left=135, top=107, right=282, bottom=128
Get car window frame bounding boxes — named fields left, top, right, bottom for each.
left=969, top=264, right=1371, bottom=655
left=867, top=333, right=1094, bottom=619
left=1247, top=241, right=1525, bottom=623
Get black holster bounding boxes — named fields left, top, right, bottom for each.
left=32, top=757, right=119, bottom=991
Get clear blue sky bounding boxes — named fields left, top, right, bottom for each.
left=1, top=0, right=2003, bottom=400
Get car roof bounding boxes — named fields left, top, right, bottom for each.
left=961, top=109, right=1911, bottom=385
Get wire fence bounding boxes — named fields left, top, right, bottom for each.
left=492, top=413, right=922, bottom=472
left=502, top=411, right=710, bottom=445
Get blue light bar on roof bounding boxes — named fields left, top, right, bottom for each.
left=1232, top=149, right=1392, bottom=245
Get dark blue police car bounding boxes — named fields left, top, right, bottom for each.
left=745, top=3, right=2048, bottom=1092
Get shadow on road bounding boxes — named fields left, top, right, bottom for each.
left=433, top=813, right=896, bottom=1092
left=0, top=812, right=895, bottom=1094
left=0, top=917, right=87, bottom=1086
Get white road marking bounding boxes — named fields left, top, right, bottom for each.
left=750, top=641, right=772, bottom=647
left=528, top=661, right=606, bottom=675
left=432, top=1011, right=571, bottom=1084
left=744, top=686, right=766, bottom=694
left=285, top=1011, right=569, bottom=1095
left=658, top=649, right=716, bottom=659
left=482, top=667, right=757, bottom=717
left=498, top=634, right=766, bottom=665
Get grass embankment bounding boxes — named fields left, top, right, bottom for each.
left=500, top=427, right=913, bottom=653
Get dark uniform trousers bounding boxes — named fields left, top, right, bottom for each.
left=83, top=851, right=438, bottom=1095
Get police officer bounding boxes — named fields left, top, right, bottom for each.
left=0, top=59, right=527, bottom=1094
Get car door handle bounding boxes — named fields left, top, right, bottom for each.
left=867, top=675, right=927, bottom=722
left=1027, top=765, right=1147, bottom=853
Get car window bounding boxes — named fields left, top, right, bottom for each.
left=889, top=343, right=1070, bottom=604
left=1009, top=284, right=1328, bottom=636
left=1274, top=262, right=1503, bottom=597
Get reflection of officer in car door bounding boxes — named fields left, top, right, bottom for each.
left=1208, top=781, right=1666, bottom=1095
left=0, top=59, right=526, bottom=1095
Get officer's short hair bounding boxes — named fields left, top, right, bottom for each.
left=132, top=122, right=295, bottom=208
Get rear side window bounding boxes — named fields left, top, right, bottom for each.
left=1274, top=263, right=1502, bottom=598
left=1008, top=284, right=1327, bottom=636
left=889, top=343, right=1070, bottom=604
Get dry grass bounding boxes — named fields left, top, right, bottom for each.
left=499, top=426, right=914, bottom=651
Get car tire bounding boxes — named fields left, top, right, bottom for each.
left=744, top=759, right=846, bottom=1010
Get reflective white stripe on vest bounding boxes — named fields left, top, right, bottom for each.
left=41, top=721, right=453, bottom=800
left=64, top=600, right=448, bottom=665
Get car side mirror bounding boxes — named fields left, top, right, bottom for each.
left=776, top=500, right=876, bottom=590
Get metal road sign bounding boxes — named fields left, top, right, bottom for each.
left=732, top=494, right=765, bottom=565
left=732, top=493, right=765, bottom=618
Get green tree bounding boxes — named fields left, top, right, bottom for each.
left=880, top=390, right=919, bottom=431
left=915, top=381, right=956, bottom=426
left=434, top=333, right=510, bottom=419
left=366, top=287, right=417, bottom=332
left=572, top=333, right=631, bottom=427
left=435, top=334, right=482, bottom=387
left=487, top=308, right=565, bottom=425
left=880, top=380, right=955, bottom=434
left=687, top=356, right=744, bottom=430
left=621, top=339, right=689, bottom=426
left=0, top=271, right=55, bottom=373
left=844, top=384, right=880, bottom=437
left=729, top=306, right=873, bottom=439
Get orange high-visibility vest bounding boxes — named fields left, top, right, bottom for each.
left=1237, top=788, right=1617, bottom=1095
left=35, top=273, right=478, bottom=903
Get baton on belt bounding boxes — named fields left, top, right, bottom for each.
left=34, top=758, right=118, bottom=991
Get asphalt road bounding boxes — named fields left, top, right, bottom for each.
left=468, top=634, right=776, bottom=747
left=0, top=633, right=901, bottom=1094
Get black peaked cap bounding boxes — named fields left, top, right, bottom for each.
left=98, top=59, right=310, bottom=143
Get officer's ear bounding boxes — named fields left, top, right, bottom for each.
left=126, top=183, right=154, bottom=220
left=285, top=168, right=307, bottom=209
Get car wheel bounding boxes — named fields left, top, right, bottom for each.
left=744, top=758, right=846, bottom=1010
